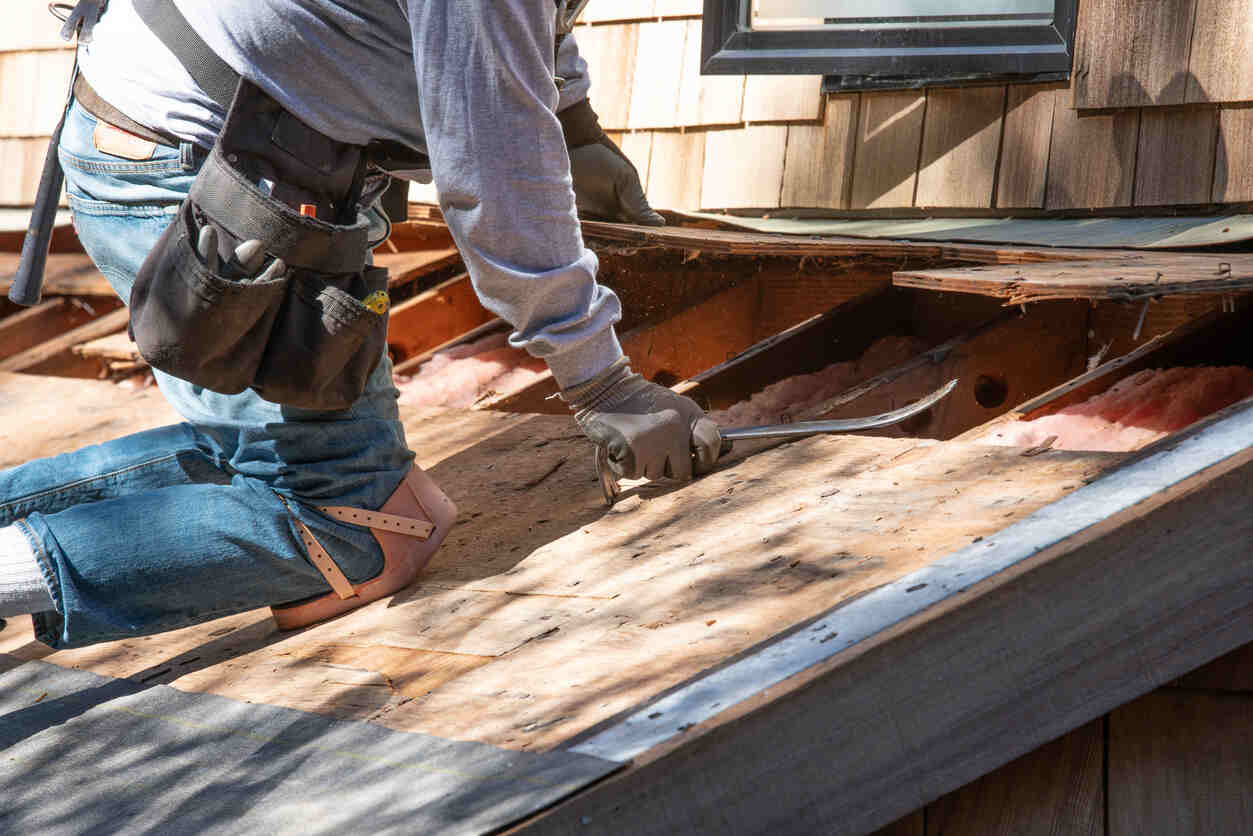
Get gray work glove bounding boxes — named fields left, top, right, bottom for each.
left=559, top=99, right=665, bottom=226
left=563, top=358, right=722, bottom=481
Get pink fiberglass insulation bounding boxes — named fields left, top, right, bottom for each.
left=710, top=336, right=931, bottom=428
left=395, top=331, right=547, bottom=408
left=980, top=366, right=1253, bottom=452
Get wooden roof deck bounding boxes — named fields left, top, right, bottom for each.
left=0, top=372, right=1119, bottom=750
left=3, top=363, right=1252, bottom=833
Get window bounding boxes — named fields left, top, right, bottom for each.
left=701, top=0, right=1079, bottom=90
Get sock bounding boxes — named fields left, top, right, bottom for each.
left=0, top=524, right=54, bottom=617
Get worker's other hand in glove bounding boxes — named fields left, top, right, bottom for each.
left=563, top=358, right=722, bottom=481
left=558, top=99, right=665, bottom=226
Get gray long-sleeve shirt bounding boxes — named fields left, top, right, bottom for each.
left=79, top=0, right=622, bottom=389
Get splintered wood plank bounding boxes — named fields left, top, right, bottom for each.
left=1072, top=0, right=1199, bottom=108
left=1134, top=107, right=1218, bottom=206
left=925, top=721, right=1104, bottom=836
left=618, top=131, right=654, bottom=187
left=1109, top=691, right=1253, bottom=836
left=384, top=273, right=493, bottom=366
left=579, top=0, right=656, bottom=24
left=1187, top=0, right=1253, bottom=103
left=0, top=51, right=76, bottom=138
left=675, top=19, right=745, bottom=127
left=915, top=86, right=1006, bottom=209
left=645, top=130, right=705, bottom=211
left=850, top=91, right=926, bottom=209
left=1045, top=106, right=1139, bottom=210
left=700, top=125, right=787, bottom=209
left=996, top=85, right=1059, bottom=209
left=895, top=255, right=1253, bottom=305
left=0, top=402, right=1123, bottom=754
left=0, top=306, right=129, bottom=375
left=780, top=95, right=859, bottom=209
left=0, top=372, right=178, bottom=469
left=1214, top=106, right=1253, bottom=202
left=371, top=248, right=461, bottom=289
left=0, top=253, right=113, bottom=297
left=741, top=75, right=824, bottom=123
left=628, top=22, right=687, bottom=129
left=571, top=24, right=639, bottom=130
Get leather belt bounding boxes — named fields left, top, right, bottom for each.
left=73, top=73, right=185, bottom=149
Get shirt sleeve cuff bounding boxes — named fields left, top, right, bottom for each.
left=543, top=326, right=625, bottom=391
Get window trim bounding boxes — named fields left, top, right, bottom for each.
left=700, top=0, right=1079, bottom=82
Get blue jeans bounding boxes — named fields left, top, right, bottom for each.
left=3, top=99, right=415, bottom=648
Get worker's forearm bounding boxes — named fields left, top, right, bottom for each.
left=409, top=0, right=622, bottom=387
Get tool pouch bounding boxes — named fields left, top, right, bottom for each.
left=130, top=79, right=387, bottom=411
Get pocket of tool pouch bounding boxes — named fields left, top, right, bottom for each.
left=129, top=201, right=287, bottom=394
left=253, top=265, right=388, bottom=411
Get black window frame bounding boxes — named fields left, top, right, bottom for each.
left=701, top=0, right=1079, bottom=88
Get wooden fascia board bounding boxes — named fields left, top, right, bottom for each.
left=517, top=399, right=1253, bottom=835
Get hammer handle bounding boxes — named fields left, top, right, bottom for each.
left=10, top=117, right=67, bottom=307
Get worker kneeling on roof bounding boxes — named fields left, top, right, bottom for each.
left=0, top=0, right=722, bottom=647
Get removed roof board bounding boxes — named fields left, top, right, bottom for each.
left=678, top=213, right=1253, bottom=250
left=0, top=660, right=620, bottom=836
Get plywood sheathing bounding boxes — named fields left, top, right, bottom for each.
left=0, top=372, right=178, bottom=468
left=0, top=388, right=1124, bottom=753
